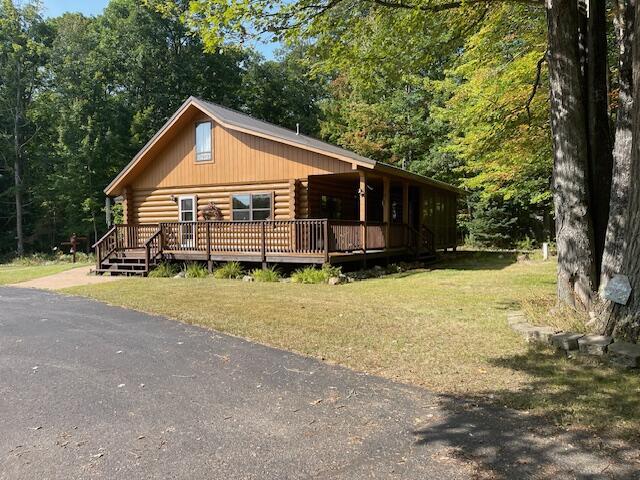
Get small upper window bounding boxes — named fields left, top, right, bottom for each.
left=195, top=121, right=212, bottom=162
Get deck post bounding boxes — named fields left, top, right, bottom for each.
left=323, top=220, right=329, bottom=264
left=144, top=242, right=150, bottom=274
left=261, top=221, right=267, bottom=269
left=359, top=170, right=367, bottom=267
left=206, top=222, right=212, bottom=272
left=402, top=181, right=409, bottom=247
left=382, top=176, right=390, bottom=249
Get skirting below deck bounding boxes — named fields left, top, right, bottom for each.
left=162, top=247, right=414, bottom=265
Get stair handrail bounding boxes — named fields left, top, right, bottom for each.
left=144, top=227, right=163, bottom=273
left=92, top=225, right=117, bottom=249
left=93, top=226, right=118, bottom=270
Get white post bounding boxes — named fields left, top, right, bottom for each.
left=542, top=242, right=549, bottom=261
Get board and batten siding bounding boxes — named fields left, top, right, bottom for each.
left=125, top=111, right=348, bottom=222
left=129, top=112, right=350, bottom=189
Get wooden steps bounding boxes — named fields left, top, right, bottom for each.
left=96, top=249, right=158, bottom=276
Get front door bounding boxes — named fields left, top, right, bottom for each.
left=178, top=195, right=196, bottom=248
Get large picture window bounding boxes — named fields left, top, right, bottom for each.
left=195, top=121, right=212, bottom=162
left=232, top=193, right=272, bottom=221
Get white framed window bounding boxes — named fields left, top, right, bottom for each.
left=231, top=193, right=272, bottom=221
left=195, top=121, right=212, bottom=162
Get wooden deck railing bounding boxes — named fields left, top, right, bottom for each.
left=95, top=219, right=436, bottom=269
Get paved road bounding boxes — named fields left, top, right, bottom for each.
left=0, top=288, right=637, bottom=479
left=0, top=287, right=472, bottom=479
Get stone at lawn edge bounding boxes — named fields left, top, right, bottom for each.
left=529, top=326, right=558, bottom=344
left=328, top=276, right=342, bottom=286
left=551, top=332, right=584, bottom=351
left=602, top=274, right=632, bottom=305
left=242, top=275, right=254, bottom=282
left=608, top=342, right=640, bottom=369
left=577, top=335, right=613, bottom=356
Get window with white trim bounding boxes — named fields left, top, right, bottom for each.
left=231, top=193, right=272, bottom=221
left=195, top=121, right=212, bottom=162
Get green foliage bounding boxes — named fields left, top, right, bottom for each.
left=291, top=264, right=341, bottom=284
left=111, top=203, right=124, bottom=225
left=437, top=5, right=552, bottom=210
left=251, top=267, right=281, bottom=282
left=183, top=262, right=209, bottom=278
left=186, top=0, right=553, bottom=248
left=515, top=236, right=537, bottom=252
left=149, top=262, right=179, bottom=278
left=213, top=261, right=244, bottom=279
left=3, top=252, right=94, bottom=266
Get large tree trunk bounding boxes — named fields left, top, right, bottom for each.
left=546, top=0, right=598, bottom=309
left=606, top=0, right=640, bottom=341
left=597, top=0, right=635, bottom=334
left=13, top=61, right=24, bottom=257
left=584, top=0, right=614, bottom=279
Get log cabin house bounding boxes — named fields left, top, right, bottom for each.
left=94, top=97, right=462, bottom=275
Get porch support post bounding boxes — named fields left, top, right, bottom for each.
left=383, top=176, right=390, bottom=249
left=402, top=182, right=409, bottom=224
left=359, top=170, right=367, bottom=261
left=402, top=181, right=409, bottom=246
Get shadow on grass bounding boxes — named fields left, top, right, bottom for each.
left=433, top=251, right=520, bottom=271
left=413, top=346, right=640, bottom=478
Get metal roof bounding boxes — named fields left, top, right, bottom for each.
left=194, top=97, right=377, bottom=167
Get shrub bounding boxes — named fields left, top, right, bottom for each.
left=149, top=262, right=179, bottom=278
left=214, top=261, right=244, bottom=279
left=515, top=236, right=536, bottom=251
left=183, top=262, right=209, bottom=278
left=251, top=266, right=281, bottom=282
left=5, top=252, right=95, bottom=266
left=291, top=264, right=342, bottom=284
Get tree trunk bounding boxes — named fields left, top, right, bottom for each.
left=584, top=0, right=614, bottom=279
left=546, top=0, right=598, bottom=309
left=597, top=0, right=635, bottom=334
left=606, top=0, right=640, bottom=341
left=13, top=61, right=24, bottom=257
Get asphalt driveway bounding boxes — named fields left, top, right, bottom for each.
left=0, top=287, right=637, bottom=479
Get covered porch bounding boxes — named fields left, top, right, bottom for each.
left=306, top=170, right=424, bottom=243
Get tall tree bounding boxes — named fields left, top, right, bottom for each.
left=606, top=0, right=640, bottom=340
left=597, top=0, right=635, bottom=333
left=583, top=0, right=614, bottom=277
left=545, top=0, right=597, bottom=309
left=0, top=0, right=48, bottom=255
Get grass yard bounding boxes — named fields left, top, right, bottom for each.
left=0, top=262, right=90, bottom=285
left=65, top=252, right=640, bottom=441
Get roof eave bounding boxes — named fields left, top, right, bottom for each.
left=374, top=163, right=466, bottom=195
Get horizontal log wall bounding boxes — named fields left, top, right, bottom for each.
left=130, top=181, right=292, bottom=224
left=296, top=179, right=309, bottom=219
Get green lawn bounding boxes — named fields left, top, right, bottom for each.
left=64, top=252, right=640, bottom=441
left=0, top=262, right=89, bottom=285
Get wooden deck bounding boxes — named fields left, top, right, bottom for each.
left=93, top=220, right=435, bottom=275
